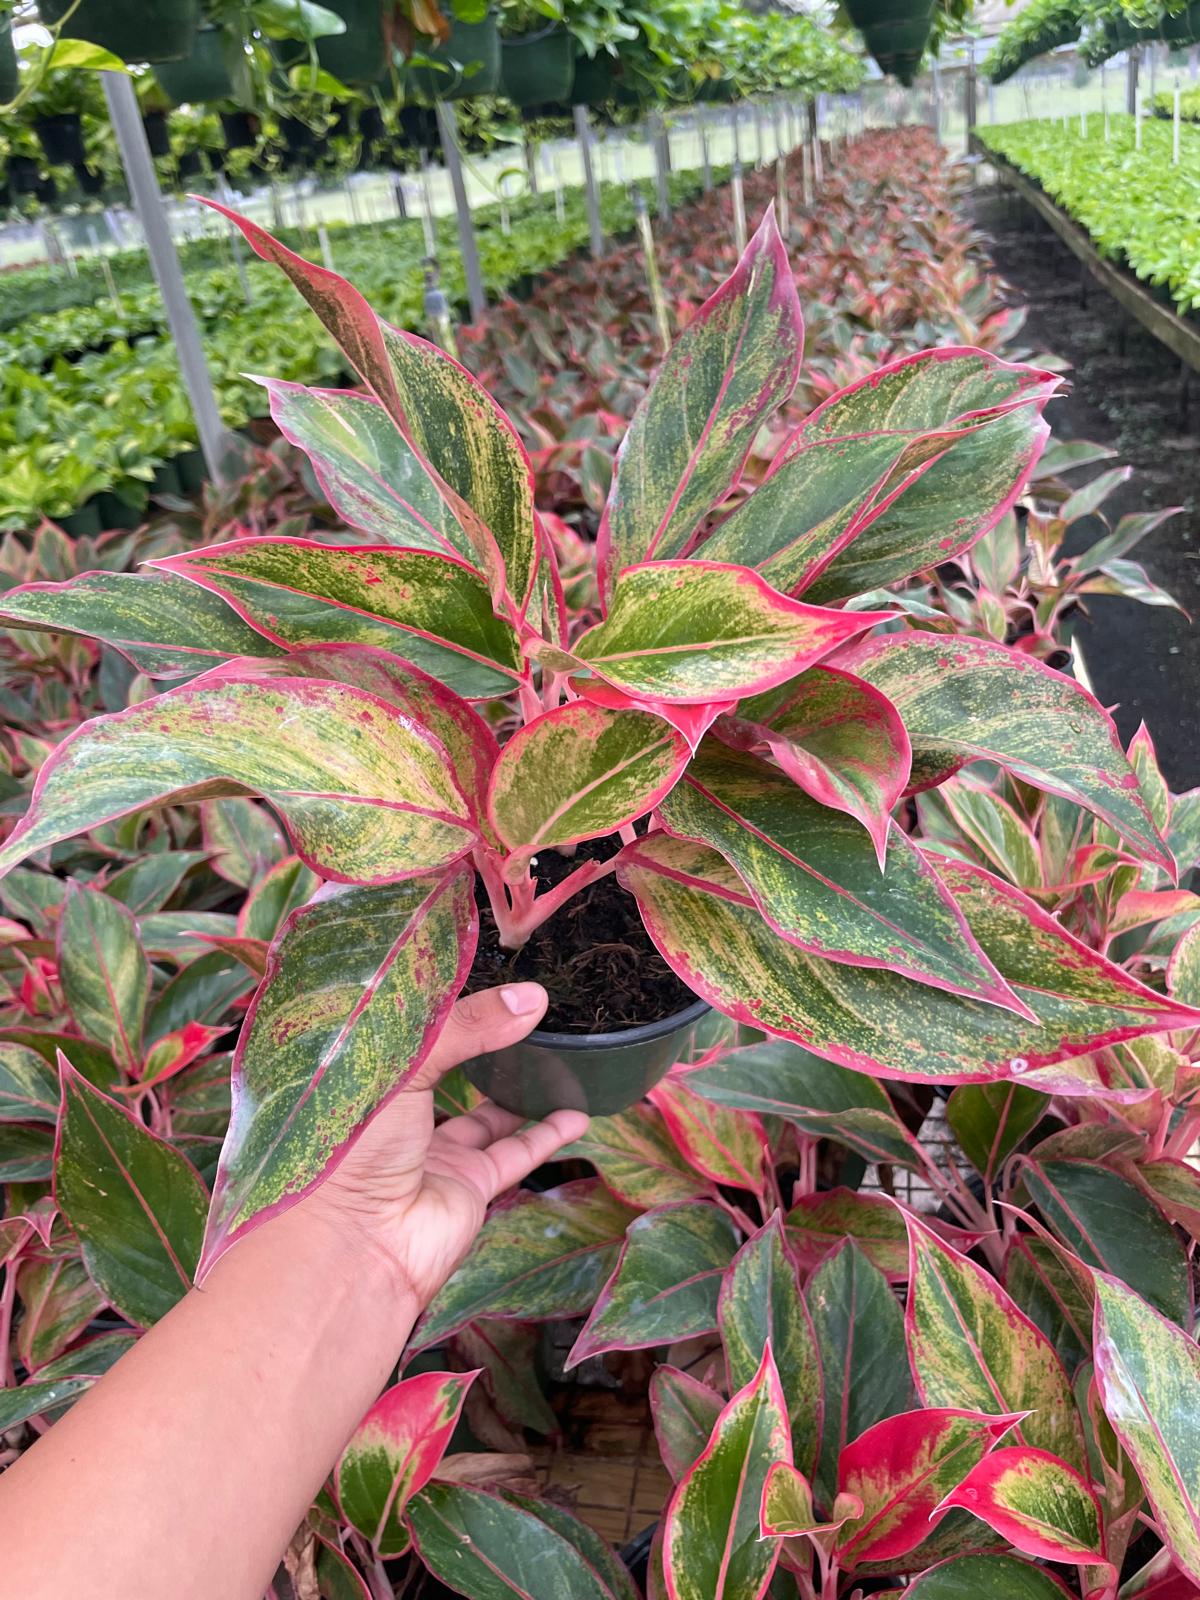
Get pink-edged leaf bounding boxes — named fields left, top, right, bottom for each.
left=315, top=1536, right=370, bottom=1600
left=786, top=1189, right=918, bottom=1279
left=841, top=631, right=1174, bottom=875
left=714, top=665, right=911, bottom=866
left=183, top=934, right=269, bottom=978
left=649, top=1074, right=769, bottom=1196
left=0, top=676, right=478, bottom=886
left=652, top=1366, right=726, bottom=1481
left=198, top=199, right=537, bottom=612
left=1120, top=1552, right=1200, bottom=1598
left=836, top=1408, right=1020, bottom=1568
left=618, top=837, right=1200, bottom=1082
left=567, top=1200, right=739, bottom=1367
left=56, top=885, right=148, bottom=1078
left=717, top=1213, right=822, bottom=1477
left=449, top=1320, right=557, bottom=1438
left=663, top=1343, right=792, bottom=1600
left=1112, top=890, right=1200, bottom=936
left=237, top=855, right=320, bottom=942
left=760, top=1461, right=860, bottom=1539
left=200, top=868, right=476, bottom=1276
left=569, top=675, right=736, bottom=754
left=904, top=1212, right=1086, bottom=1471
left=1132, top=1158, right=1200, bottom=1241
left=487, top=700, right=688, bottom=870
left=551, top=561, right=893, bottom=705
left=701, top=347, right=1059, bottom=600
left=937, top=1446, right=1109, bottom=1575
left=560, top=1101, right=716, bottom=1209
left=54, top=1057, right=208, bottom=1328
left=336, top=1370, right=476, bottom=1556
left=200, top=795, right=286, bottom=888
left=151, top=538, right=525, bottom=702
left=15, top=1249, right=105, bottom=1369
left=657, top=741, right=1025, bottom=1012
left=134, top=1022, right=226, bottom=1089
left=1093, top=1271, right=1200, bottom=1585
left=598, top=207, right=803, bottom=597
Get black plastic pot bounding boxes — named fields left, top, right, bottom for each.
left=35, top=174, right=58, bottom=205
left=315, top=0, right=387, bottom=86
left=141, top=110, right=172, bottom=158
left=463, top=995, right=710, bottom=1119
left=174, top=446, right=207, bottom=494
left=0, top=16, right=17, bottom=104
left=176, top=147, right=205, bottom=178
left=1163, top=1, right=1200, bottom=44
left=96, top=491, right=144, bottom=530
left=278, top=116, right=317, bottom=162
left=501, top=25, right=574, bottom=108
left=34, top=113, right=85, bottom=167
left=398, top=104, right=437, bottom=148
left=8, top=156, right=40, bottom=195
left=220, top=109, right=256, bottom=150
left=37, top=0, right=200, bottom=65
left=154, top=24, right=236, bottom=104
left=569, top=46, right=620, bottom=106
left=408, top=14, right=501, bottom=100
left=57, top=500, right=103, bottom=539
left=151, top=460, right=183, bottom=498
left=73, top=162, right=105, bottom=196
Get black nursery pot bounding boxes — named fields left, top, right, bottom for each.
left=219, top=109, right=256, bottom=149
left=34, top=113, right=85, bottom=167
left=8, top=156, right=41, bottom=194
left=463, top=995, right=710, bottom=1120
left=142, top=110, right=172, bottom=158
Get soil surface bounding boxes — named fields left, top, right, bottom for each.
left=464, top=837, right=694, bottom=1033
left=973, top=185, right=1200, bottom=790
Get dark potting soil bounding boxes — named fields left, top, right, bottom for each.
left=974, top=186, right=1200, bottom=790
left=463, top=836, right=694, bottom=1033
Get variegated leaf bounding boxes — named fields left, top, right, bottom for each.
left=701, top=348, right=1058, bottom=599
left=1135, top=1159, right=1200, bottom=1241
left=335, top=1370, right=475, bottom=1556
left=905, top=1213, right=1086, bottom=1471
left=153, top=539, right=524, bottom=701
left=652, top=1367, right=725, bottom=1481
left=658, top=742, right=1021, bottom=1009
left=937, top=1446, right=1109, bottom=1574
left=16, top=1252, right=105, bottom=1369
left=567, top=1201, right=739, bottom=1366
left=0, top=570, right=284, bottom=678
left=836, top=1409, right=1018, bottom=1568
left=786, top=1189, right=913, bottom=1279
left=663, top=1344, right=792, bottom=1600
left=56, top=886, right=148, bottom=1077
left=1093, top=1272, right=1200, bottom=1584
left=560, top=1102, right=715, bottom=1209
left=945, top=1082, right=1047, bottom=1185
left=619, top=838, right=1198, bottom=1082
left=810, top=1241, right=914, bottom=1509
left=0, top=1043, right=60, bottom=1125
left=201, top=871, right=475, bottom=1272
left=488, top=701, right=688, bottom=866
left=561, top=562, right=890, bottom=704
left=598, top=208, right=802, bottom=593
left=715, top=665, right=911, bottom=864
left=901, top=1554, right=1074, bottom=1597
left=842, top=632, right=1173, bottom=873
left=418, top=1180, right=637, bottom=1347
left=718, top=1214, right=822, bottom=1476
left=649, top=1075, right=769, bottom=1196
left=0, top=677, right=476, bottom=885
left=760, top=1462, right=858, bottom=1538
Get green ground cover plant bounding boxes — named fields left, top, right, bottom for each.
left=978, top=115, right=1200, bottom=314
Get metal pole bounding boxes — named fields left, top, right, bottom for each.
left=699, top=104, right=712, bottom=192
left=965, top=40, right=977, bottom=137
left=573, top=105, right=603, bottom=258
left=435, top=100, right=485, bottom=321
left=652, top=111, right=670, bottom=221
left=1127, top=46, right=1140, bottom=116
left=101, top=70, right=231, bottom=485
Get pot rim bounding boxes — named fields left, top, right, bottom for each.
left=520, top=993, right=710, bottom=1051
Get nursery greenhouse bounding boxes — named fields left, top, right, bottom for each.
left=3, top=0, right=1200, bottom=1595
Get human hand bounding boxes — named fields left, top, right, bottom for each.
left=295, top=983, right=589, bottom=1308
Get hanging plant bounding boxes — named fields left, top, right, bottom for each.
left=36, top=0, right=202, bottom=66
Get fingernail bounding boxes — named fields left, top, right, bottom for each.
left=500, top=982, right=545, bottom=1015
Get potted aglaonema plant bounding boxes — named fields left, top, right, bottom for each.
left=0, top=202, right=1183, bottom=1282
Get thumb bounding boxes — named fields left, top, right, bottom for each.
left=411, top=983, right=548, bottom=1089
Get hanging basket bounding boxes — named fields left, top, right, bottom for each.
left=33, top=113, right=86, bottom=167
left=0, top=17, right=17, bottom=104
left=37, top=0, right=200, bottom=65
left=8, top=155, right=41, bottom=195
left=315, top=0, right=387, bottom=86
left=408, top=14, right=500, bottom=101
left=153, top=25, right=237, bottom=105
left=695, top=73, right=736, bottom=103
left=860, top=3, right=934, bottom=84
left=501, top=24, right=574, bottom=108
left=219, top=109, right=256, bottom=149
left=73, top=162, right=105, bottom=195
left=1162, top=1, right=1200, bottom=45
left=569, top=46, right=620, bottom=105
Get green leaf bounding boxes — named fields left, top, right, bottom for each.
left=567, top=1201, right=739, bottom=1366
left=0, top=1122, right=54, bottom=1181
left=105, top=851, right=209, bottom=916
left=55, top=1063, right=207, bottom=1327
left=563, top=562, right=889, bottom=704
left=598, top=208, right=802, bottom=591
left=619, top=838, right=1197, bottom=1082
left=651, top=1366, right=725, bottom=1480
left=0, top=571, right=285, bottom=679
left=202, top=870, right=475, bottom=1270
left=0, top=1378, right=93, bottom=1431
left=502, top=1495, right=641, bottom=1600
left=1093, top=1272, right=1200, bottom=1585
left=16, top=1251, right=106, bottom=1369
left=560, top=1102, right=715, bottom=1208
left=408, top=1484, right=631, bottom=1599
left=905, top=1213, right=1086, bottom=1471
left=945, top=1082, right=1047, bottom=1184
left=843, top=632, right=1172, bottom=874
left=238, top=855, right=320, bottom=942
left=0, top=1043, right=60, bottom=1125
left=1022, top=1158, right=1192, bottom=1326
left=336, top=1370, right=475, bottom=1556
left=155, top=539, right=524, bottom=700
left=658, top=742, right=1020, bottom=1010
left=718, top=1214, right=822, bottom=1476
left=418, top=1180, right=637, bottom=1348
left=56, top=886, right=148, bottom=1076
left=0, top=676, right=477, bottom=886
left=201, top=797, right=286, bottom=888
left=809, top=1241, right=914, bottom=1509
left=901, top=1554, right=1074, bottom=1598
left=662, top=1344, right=791, bottom=1600
left=938, top=777, right=1044, bottom=890
left=487, top=701, right=688, bottom=865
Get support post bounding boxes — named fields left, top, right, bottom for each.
left=101, top=70, right=232, bottom=485
left=573, top=105, right=604, bottom=258
left=1127, top=46, right=1140, bottom=115
left=965, top=40, right=977, bottom=136
left=699, top=104, right=712, bottom=192
left=652, top=111, right=670, bottom=221
left=524, top=135, right=539, bottom=195
left=436, top=100, right=485, bottom=321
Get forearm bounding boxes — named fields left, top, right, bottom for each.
left=0, top=1210, right=417, bottom=1600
